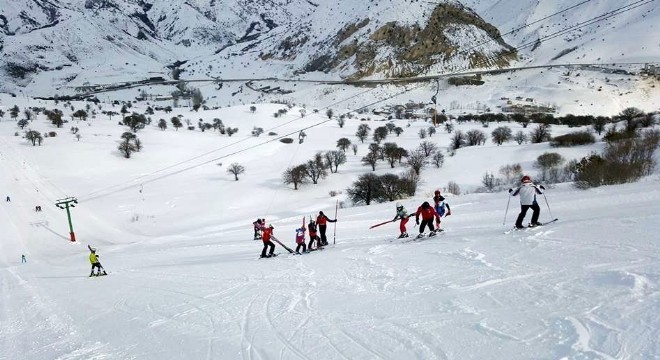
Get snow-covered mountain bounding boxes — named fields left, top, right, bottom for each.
left=0, top=0, right=658, bottom=116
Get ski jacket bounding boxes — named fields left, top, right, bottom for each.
left=262, top=227, right=273, bottom=242
left=295, top=227, right=306, bottom=244
left=89, top=253, right=99, bottom=264
left=433, top=195, right=451, bottom=216
left=415, top=206, right=440, bottom=222
left=308, top=223, right=318, bottom=238
left=393, top=207, right=409, bottom=221
left=316, top=214, right=336, bottom=226
left=511, top=182, right=543, bottom=205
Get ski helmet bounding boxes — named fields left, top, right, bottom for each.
left=396, top=201, right=403, bottom=209
left=422, top=201, right=430, bottom=208
left=521, top=175, right=532, bottom=183
left=434, top=189, right=441, bottom=195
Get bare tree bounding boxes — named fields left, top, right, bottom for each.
left=305, top=152, right=328, bottom=184
left=283, top=164, right=309, bottom=190
left=346, top=173, right=382, bottom=205
left=513, top=130, right=528, bottom=144
left=379, top=174, right=403, bottom=201
left=491, top=126, right=512, bottom=145
left=418, top=141, right=438, bottom=157
left=351, top=143, right=358, bottom=155
left=373, top=126, right=388, bottom=144
left=355, top=123, right=371, bottom=143
left=418, top=128, right=427, bottom=139
left=336, top=137, right=351, bottom=152
left=451, top=130, right=465, bottom=150
left=361, top=151, right=380, bottom=171
left=406, top=150, right=427, bottom=175
left=431, top=152, right=445, bottom=168
left=24, top=130, right=42, bottom=146
left=466, top=129, right=487, bottom=146
left=325, top=150, right=347, bottom=173
left=227, top=163, right=245, bottom=181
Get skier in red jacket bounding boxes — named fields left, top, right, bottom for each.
left=260, top=224, right=276, bottom=258
left=316, top=211, right=337, bottom=246
left=415, top=201, right=440, bottom=237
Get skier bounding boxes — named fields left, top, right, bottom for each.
left=415, top=201, right=441, bottom=237
left=21, top=254, right=26, bottom=263
left=316, top=211, right=337, bottom=246
left=432, top=190, right=452, bottom=231
left=6, top=195, right=10, bottom=202
left=88, top=245, right=107, bottom=277
left=392, top=202, right=412, bottom=238
left=260, top=224, right=276, bottom=258
left=253, top=218, right=265, bottom=240
left=307, top=219, right=322, bottom=250
left=295, top=223, right=307, bottom=254
left=509, top=175, right=545, bottom=229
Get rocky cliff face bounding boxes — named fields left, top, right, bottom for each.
left=0, top=0, right=515, bottom=94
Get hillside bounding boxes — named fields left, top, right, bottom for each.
left=1, top=93, right=659, bottom=359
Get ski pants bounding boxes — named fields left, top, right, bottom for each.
left=516, top=203, right=540, bottom=227
left=319, top=225, right=328, bottom=245
left=261, top=241, right=275, bottom=257
left=295, top=243, right=307, bottom=253
left=90, top=262, right=103, bottom=275
left=419, top=219, right=434, bottom=233
left=399, top=217, right=409, bottom=234
left=308, top=235, right=320, bottom=249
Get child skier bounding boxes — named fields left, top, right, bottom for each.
left=88, top=245, right=107, bottom=277
left=295, top=220, right=307, bottom=254
left=509, top=175, right=545, bottom=229
left=253, top=218, right=265, bottom=240
left=415, top=201, right=441, bottom=238
left=432, top=190, right=452, bottom=231
left=260, top=224, right=276, bottom=258
left=307, top=219, right=322, bottom=250
left=392, top=202, right=412, bottom=238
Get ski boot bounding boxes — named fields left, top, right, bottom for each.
left=398, top=233, right=409, bottom=239
left=416, top=233, right=425, bottom=239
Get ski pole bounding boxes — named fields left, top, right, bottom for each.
left=333, top=199, right=338, bottom=245
left=503, top=194, right=511, bottom=226
left=542, top=193, right=554, bottom=220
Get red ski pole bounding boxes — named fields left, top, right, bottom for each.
left=369, top=220, right=395, bottom=229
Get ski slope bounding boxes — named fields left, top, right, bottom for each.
left=0, top=96, right=659, bottom=359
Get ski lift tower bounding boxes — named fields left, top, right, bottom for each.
left=55, top=197, right=78, bottom=242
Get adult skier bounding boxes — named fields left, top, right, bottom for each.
left=316, top=211, right=337, bottom=246
left=509, top=175, right=545, bottom=229
left=432, top=189, right=452, bottom=231
left=260, top=224, right=276, bottom=258
left=415, top=201, right=441, bottom=237
left=88, top=245, right=107, bottom=277
left=392, top=202, right=412, bottom=238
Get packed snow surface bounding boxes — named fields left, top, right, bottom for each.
left=0, top=96, right=658, bottom=359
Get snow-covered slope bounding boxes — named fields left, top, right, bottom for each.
left=0, top=94, right=658, bottom=359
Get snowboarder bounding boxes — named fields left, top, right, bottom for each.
left=21, top=254, right=26, bottom=263
left=260, top=224, right=276, bottom=258
left=88, top=245, right=107, bottom=277
left=415, top=201, right=441, bottom=237
left=509, top=175, right=545, bottom=229
left=253, top=218, right=265, bottom=240
left=316, top=211, right=337, bottom=246
left=432, top=190, right=452, bottom=231
left=307, top=219, right=322, bottom=250
left=392, top=202, right=412, bottom=238
left=295, top=222, right=307, bottom=254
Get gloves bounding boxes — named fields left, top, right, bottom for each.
left=415, top=219, right=420, bottom=225
left=539, top=185, right=546, bottom=190
left=508, top=188, right=513, bottom=194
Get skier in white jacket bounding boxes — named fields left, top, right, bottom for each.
left=509, top=175, right=545, bottom=229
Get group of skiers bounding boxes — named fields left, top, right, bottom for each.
left=391, top=189, right=452, bottom=239
left=253, top=211, right=337, bottom=258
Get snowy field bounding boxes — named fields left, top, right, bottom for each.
left=0, top=96, right=659, bottom=359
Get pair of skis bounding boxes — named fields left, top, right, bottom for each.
left=504, top=218, right=559, bottom=234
